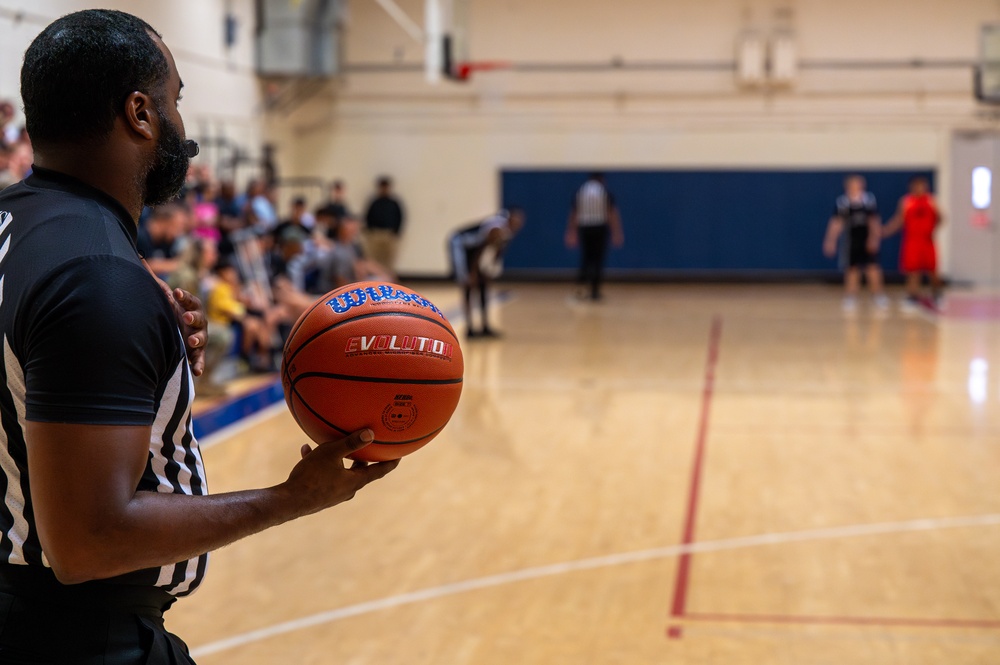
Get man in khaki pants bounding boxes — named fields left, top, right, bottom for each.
left=364, top=176, right=405, bottom=275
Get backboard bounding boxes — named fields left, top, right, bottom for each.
left=442, top=0, right=470, bottom=80
left=975, top=23, right=1000, bottom=103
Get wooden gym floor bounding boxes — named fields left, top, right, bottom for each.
left=173, top=283, right=1000, bottom=664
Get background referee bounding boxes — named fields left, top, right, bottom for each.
left=0, top=10, right=397, bottom=663
left=565, top=172, right=625, bottom=301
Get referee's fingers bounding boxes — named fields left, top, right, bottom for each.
left=173, top=287, right=203, bottom=313
left=327, top=429, right=375, bottom=457
left=183, top=310, right=207, bottom=334
left=354, top=458, right=400, bottom=485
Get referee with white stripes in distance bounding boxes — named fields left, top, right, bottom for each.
left=0, top=10, right=397, bottom=663
left=565, top=173, right=625, bottom=301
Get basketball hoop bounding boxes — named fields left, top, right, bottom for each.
left=449, top=60, right=512, bottom=82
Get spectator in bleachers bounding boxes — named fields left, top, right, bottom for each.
left=208, top=259, right=280, bottom=374
left=138, top=203, right=188, bottom=277
left=191, top=184, right=222, bottom=243
left=167, top=236, right=205, bottom=297
left=364, top=176, right=405, bottom=274
left=273, top=196, right=314, bottom=241
left=317, top=179, right=352, bottom=223
left=247, top=179, right=278, bottom=233
left=187, top=163, right=213, bottom=192
left=216, top=180, right=245, bottom=220
left=170, top=238, right=229, bottom=395
left=214, top=180, right=246, bottom=261
left=269, top=226, right=306, bottom=283
left=10, top=121, right=417, bottom=392
left=0, top=99, right=28, bottom=189
left=314, top=204, right=339, bottom=242
left=0, top=101, right=15, bottom=148
left=270, top=226, right=320, bottom=318
left=6, top=141, right=33, bottom=183
left=320, top=215, right=392, bottom=291
left=0, top=146, right=14, bottom=190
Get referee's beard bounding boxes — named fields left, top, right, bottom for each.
left=141, top=108, right=191, bottom=207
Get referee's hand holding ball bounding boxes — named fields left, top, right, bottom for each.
left=277, top=430, right=399, bottom=518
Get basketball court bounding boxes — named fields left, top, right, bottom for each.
left=4, top=1, right=1000, bottom=662
left=174, top=284, right=1000, bottom=663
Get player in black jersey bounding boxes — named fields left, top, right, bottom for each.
left=823, top=174, right=889, bottom=312
left=0, top=10, right=396, bottom=663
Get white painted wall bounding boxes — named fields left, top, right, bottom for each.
left=270, top=0, right=1000, bottom=276
left=0, top=0, right=264, bottom=179
left=3, top=1, right=998, bottom=277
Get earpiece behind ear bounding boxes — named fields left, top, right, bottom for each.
left=183, top=140, right=199, bottom=158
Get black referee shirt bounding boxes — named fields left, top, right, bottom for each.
left=0, top=167, right=208, bottom=597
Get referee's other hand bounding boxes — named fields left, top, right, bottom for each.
left=172, top=287, right=208, bottom=376
left=565, top=230, right=578, bottom=249
left=280, top=430, right=399, bottom=518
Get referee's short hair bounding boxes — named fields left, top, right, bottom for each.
left=21, top=9, right=169, bottom=151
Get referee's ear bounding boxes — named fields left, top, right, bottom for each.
left=123, top=91, right=155, bottom=143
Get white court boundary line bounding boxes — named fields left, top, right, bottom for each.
left=190, top=513, right=1000, bottom=657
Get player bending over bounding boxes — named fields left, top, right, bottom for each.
left=823, top=174, right=890, bottom=312
left=448, top=208, right=524, bottom=339
left=881, top=176, right=943, bottom=311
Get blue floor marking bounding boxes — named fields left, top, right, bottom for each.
left=192, top=379, right=284, bottom=439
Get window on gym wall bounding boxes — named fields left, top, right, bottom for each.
left=973, top=166, right=992, bottom=209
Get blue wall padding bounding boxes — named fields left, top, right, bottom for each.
left=500, top=169, right=935, bottom=274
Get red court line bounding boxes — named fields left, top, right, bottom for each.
left=667, top=316, right=723, bottom=639
left=662, top=316, right=1000, bottom=638
left=684, top=612, right=1000, bottom=630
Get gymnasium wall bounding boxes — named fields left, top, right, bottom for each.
left=269, top=0, right=1000, bottom=277
left=501, top=169, right=934, bottom=277
left=0, top=0, right=264, bottom=173
left=0, top=1, right=993, bottom=277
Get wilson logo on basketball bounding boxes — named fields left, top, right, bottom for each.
left=326, top=285, right=446, bottom=319
left=345, top=335, right=455, bottom=359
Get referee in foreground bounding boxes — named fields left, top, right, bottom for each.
left=0, top=10, right=397, bottom=663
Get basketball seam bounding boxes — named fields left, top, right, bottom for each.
left=376, top=424, right=446, bottom=446
left=285, top=377, right=306, bottom=432
left=290, top=372, right=463, bottom=387
left=291, top=384, right=447, bottom=446
left=285, top=310, right=459, bottom=367
left=291, top=383, right=350, bottom=437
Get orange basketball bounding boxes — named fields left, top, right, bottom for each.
left=281, top=282, right=464, bottom=462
